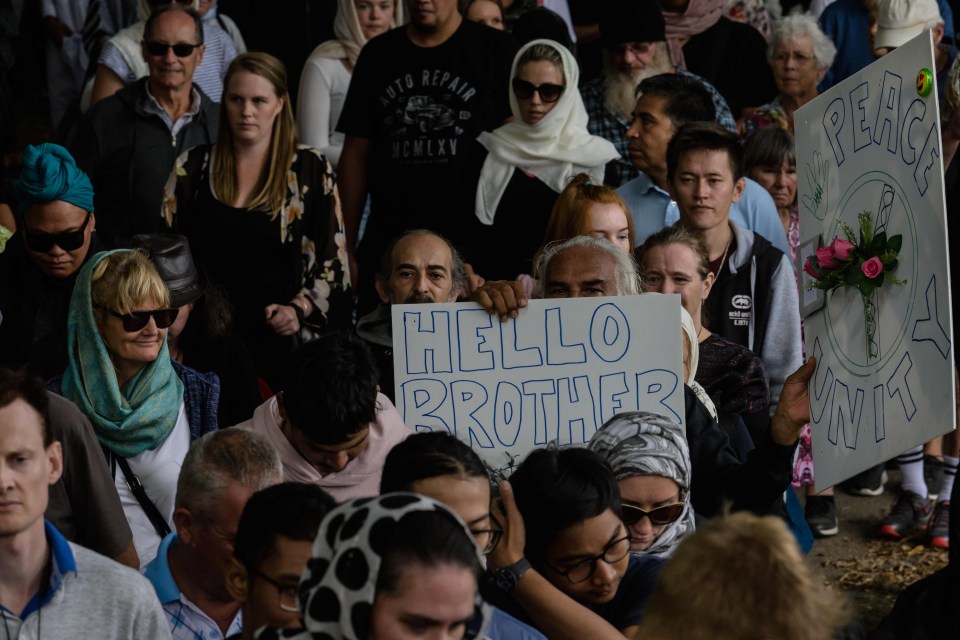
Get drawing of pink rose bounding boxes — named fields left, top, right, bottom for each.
left=830, top=237, right=856, bottom=261
left=861, top=256, right=883, bottom=279
left=815, top=245, right=839, bottom=268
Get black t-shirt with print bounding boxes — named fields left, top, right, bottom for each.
left=337, top=21, right=517, bottom=242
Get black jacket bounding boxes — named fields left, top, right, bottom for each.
left=68, top=78, right=219, bottom=248
left=0, top=234, right=99, bottom=379
left=684, top=386, right=795, bottom=517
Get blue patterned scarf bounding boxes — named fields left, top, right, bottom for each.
left=61, top=250, right=184, bottom=457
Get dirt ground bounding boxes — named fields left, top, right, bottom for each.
left=802, top=471, right=949, bottom=633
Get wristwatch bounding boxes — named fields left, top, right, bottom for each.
left=494, top=557, right=531, bottom=594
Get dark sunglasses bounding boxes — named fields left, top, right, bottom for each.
left=144, top=41, right=202, bottom=57
left=621, top=496, right=686, bottom=527
left=95, top=305, right=180, bottom=332
left=511, top=78, right=565, bottom=103
left=24, top=212, right=91, bottom=253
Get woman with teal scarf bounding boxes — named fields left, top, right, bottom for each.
left=53, top=249, right=220, bottom=568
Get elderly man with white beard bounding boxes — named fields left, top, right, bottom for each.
left=581, top=0, right=736, bottom=187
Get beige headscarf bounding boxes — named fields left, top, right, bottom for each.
left=663, top=0, right=724, bottom=70
left=309, top=0, right=405, bottom=67
left=681, top=307, right=717, bottom=419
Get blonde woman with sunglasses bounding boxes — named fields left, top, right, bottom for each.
left=51, top=249, right=221, bottom=568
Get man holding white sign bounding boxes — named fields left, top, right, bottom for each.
left=863, top=0, right=960, bottom=550
left=401, top=235, right=812, bottom=519
left=795, top=11, right=957, bottom=548
left=357, top=229, right=467, bottom=402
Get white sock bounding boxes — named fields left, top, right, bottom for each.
left=938, top=456, right=958, bottom=505
left=897, top=446, right=926, bottom=497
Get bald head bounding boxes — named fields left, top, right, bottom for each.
left=376, top=230, right=466, bottom=305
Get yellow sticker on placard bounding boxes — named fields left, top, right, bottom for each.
left=917, top=68, right=933, bottom=96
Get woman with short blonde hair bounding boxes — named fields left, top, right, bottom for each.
left=55, top=249, right=220, bottom=567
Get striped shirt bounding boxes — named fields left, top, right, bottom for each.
left=98, top=19, right=236, bottom=102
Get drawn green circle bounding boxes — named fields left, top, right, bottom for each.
left=822, top=171, right=919, bottom=377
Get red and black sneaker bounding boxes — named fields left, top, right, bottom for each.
left=928, top=501, right=950, bottom=549
left=878, top=491, right=931, bottom=540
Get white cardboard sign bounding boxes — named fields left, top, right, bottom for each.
left=795, top=31, right=956, bottom=489
left=392, top=295, right=685, bottom=476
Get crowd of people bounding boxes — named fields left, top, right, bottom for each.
left=2, top=0, right=960, bottom=638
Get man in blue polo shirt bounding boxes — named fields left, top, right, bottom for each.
left=144, top=429, right=282, bottom=640
left=0, top=367, right=169, bottom=638
left=617, top=73, right=791, bottom=255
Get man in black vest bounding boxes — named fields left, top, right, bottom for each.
left=669, top=122, right=802, bottom=419
left=68, top=5, right=219, bottom=248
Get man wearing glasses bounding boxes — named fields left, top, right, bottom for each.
left=69, top=4, right=219, bottom=248
left=143, top=429, right=282, bottom=640
left=224, top=483, right=336, bottom=640
left=580, top=0, right=736, bottom=188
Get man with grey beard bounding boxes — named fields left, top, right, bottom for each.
left=581, top=0, right=736, bottom=187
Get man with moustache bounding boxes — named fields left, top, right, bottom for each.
left=617, top=73, right=791, bottom=254
left=581, top=0, right=735, bottom=187
left=336, top=0, right=516, bottom=315
left=356, top=229, right=467, bottom=401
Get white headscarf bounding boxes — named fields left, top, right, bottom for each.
left=309, top=0, right=404, bottom=67
left=475, top=39, right=619, bottom=225
left=681, top=307, right=718, bottom=419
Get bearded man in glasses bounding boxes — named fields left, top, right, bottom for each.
left=580, top=1, right=737, bottom=188
left=68, top=4, right=219, bottom=248
left=0, top=143, right=98, bottom=379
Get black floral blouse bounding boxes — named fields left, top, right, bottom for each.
left=161, top=144, right=352, bottom=340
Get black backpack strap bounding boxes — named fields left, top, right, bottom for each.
left=115, top=456, right=172, bottom=539
left=748, top=233, right=778, bottom=356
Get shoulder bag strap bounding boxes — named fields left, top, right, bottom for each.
left=115, top=455, right=173, bottom=538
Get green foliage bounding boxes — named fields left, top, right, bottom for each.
left=804, top=211, right=906, bottom=300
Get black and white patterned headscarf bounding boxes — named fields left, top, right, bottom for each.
left=588, top=412, right=695, bottom=557
left=256, top=493, right=490, bottom=640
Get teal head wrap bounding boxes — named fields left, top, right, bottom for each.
left=61, top=250, right=184, bottom=458
left=15, top=143, right=95, bottom=215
